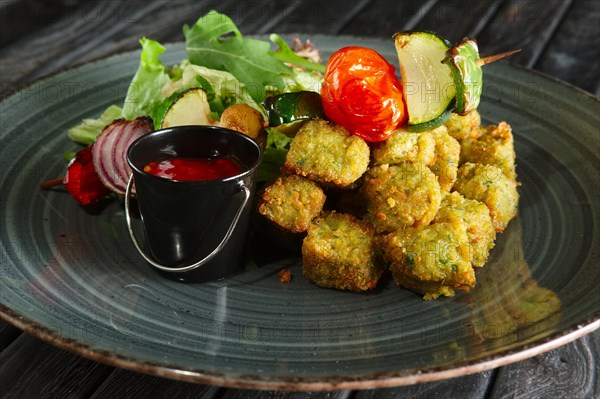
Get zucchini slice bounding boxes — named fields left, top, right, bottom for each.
left=160, top=88, right=212, bottom=128
left=263, top=91, right=325, bottom=127
left=404, top=106, right=452, bottom=133
left=394, top=31, right=456, bottom=126
left=444, top=38, right=483, bottom=115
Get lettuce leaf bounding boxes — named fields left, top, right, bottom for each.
left=67, top=105, right=122, bottom=145
left=257, top=128, right=294, bottom=182
left=161, top=63, right=263, bottom=117
left=121, top=38, right=171, bottom=120
left=184, top=11, right=293, bottom=102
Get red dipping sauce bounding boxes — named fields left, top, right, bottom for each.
left=143, top=157, right=243, bottom=181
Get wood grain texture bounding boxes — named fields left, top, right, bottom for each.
left=0, top=333, right=114, bottom=399
left=354, top=371, right=494, bottom=399
left=0, top=319, right=22, bottom=352
left=412, top=0, right=505, bottom=44
left=90, top=368, right=221, bottom=399
left=264, top=0, right=372, bottom=35
left=488, top=333, right=600, bottom=398
left=533, top=0, right=600, bottom=94
left=221, top=390, right=350, bottom=399
left=339, top=0, right=435, bottom=36
left=0, top=0, right=84, bottom=46
left=475, top=0, right=573, bottom=67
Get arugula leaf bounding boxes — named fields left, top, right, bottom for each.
left=184, top=11, right=291, bottom=102
left=269, top=34, right=325, bottom=73
left=67, top=105, right=122, bottom=145
left=122, top=38, right=170, bottom=120
left=257, top=128, right=294, bottom=182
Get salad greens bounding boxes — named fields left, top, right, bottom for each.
left=258, top=128, right=294, bottom=182
left=68, top=104, right=122, bottom=145
left=122, top=38, right=171, bottom=120
left=67, top=10, right=326, bottom=180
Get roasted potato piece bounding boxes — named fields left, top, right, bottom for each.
left=219, top=104, right=266, bottom=148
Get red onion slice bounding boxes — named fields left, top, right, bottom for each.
left=92, top=117, right=153, bottom=195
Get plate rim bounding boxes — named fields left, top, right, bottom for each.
left=1, top=36, right=599, bottom=390
left=1, top=304, right=598, bottom=390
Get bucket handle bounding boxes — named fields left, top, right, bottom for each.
left=124, top=174, right=250, bottom=273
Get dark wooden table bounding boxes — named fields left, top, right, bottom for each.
left=1, top=0, right=599, bottom=397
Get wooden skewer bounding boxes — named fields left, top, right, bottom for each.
left=39, top=178, right=64, bottom=189
left=476, top=49, right=522, bottom=66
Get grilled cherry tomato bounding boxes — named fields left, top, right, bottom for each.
left=321, top=46, right=407, bottom=142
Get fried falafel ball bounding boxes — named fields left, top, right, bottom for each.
left=444, top=110, right=481, bottom=141
left=453, top=162, right=519, bottom=232
left=258, top=174, right=326, bottom=233
left=460, top=121, right=517, bottom=180
left=302, top=212, right=382, bottom=291
left=382, top=223, right=475, bottom=300
left=430, top=126, right=461, bottom=192
left=371, top=129, right=436, bottom=166
left=363, top=163, right=442, bottom=233
left=433, top=191, right=496, bottom=267
left=283, top=119, right=370, bottom=188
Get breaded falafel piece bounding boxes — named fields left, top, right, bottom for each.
left=430, top=126, right=461, bottom=191
left=433, top=191, right=496, bottom=267
left=453, top=163, right=519, bottom=232
left=283, top=119, right=370, bottom=188
left=382, top=223, right=475, bottom=300
left=444, top=110, right=481, bottom=141
left=258, top=174, right=326, bottom=233
left=363, top=163, right=442, bottom=233
left=302, top=212, right=382, bottom=291
left=371, top=129, right=436, bottom=166
left=460, top=121, right=517, bottom=180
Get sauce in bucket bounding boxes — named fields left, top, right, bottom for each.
left=126, top=125, right=263, bottom=281
left=143, top=156, right=243, bottom=181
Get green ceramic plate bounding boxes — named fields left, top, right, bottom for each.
left=1, top=37, right=599, bottom=390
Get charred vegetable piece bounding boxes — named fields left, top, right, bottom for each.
left=160, top=88, right=212, bottom=128
left=218, top=103, right=266, bottom=147
left=394, top=31, right=456, bottom=128
left=64, top=145, right=112, bottom=205
left=321, top=46, right=407, bottom=142
left=444, top=38, right=483, bottom=115
left=263, top=91, right=325, bottom=127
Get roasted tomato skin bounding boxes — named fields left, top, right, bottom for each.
left=321, top=46, right=407, bottom=142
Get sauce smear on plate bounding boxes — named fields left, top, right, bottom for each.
left=143, top=157, right=242, bottom=181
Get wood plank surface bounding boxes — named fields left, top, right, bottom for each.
left=533, top=0, right=600, bottom=94
left=221, top=390, right=350, bottom=399
left=90, top=368, right=221, bottom=399
left=0, top=319, right=21, bottom=352
left=489, top=332, right=600, bottom=398
left=474, top=0, right=573, bottom=67
left=354, top=371, right=494, bottom=399
left=0, top=333, right=114, bottom=398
